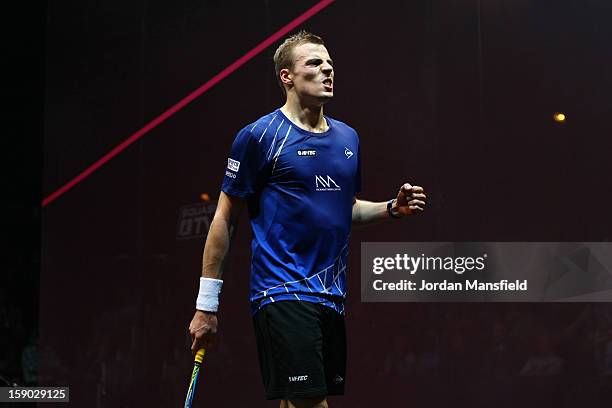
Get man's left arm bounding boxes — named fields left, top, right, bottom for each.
left=352, top=183, right=426, bottom=226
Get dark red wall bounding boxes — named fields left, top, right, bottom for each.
left=41, top=1, right=612, bottom=406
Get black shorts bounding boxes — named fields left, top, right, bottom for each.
left=252, top=300, right=346, bottom=400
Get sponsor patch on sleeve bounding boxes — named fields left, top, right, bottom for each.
left=227, top=158, right=240, bottom=172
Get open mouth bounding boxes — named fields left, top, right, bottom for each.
left=322, top=78, right=333, bottom=86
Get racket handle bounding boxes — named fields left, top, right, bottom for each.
left=194, top=348, right=206, bottom=364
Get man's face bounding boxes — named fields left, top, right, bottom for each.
left=283, top=42, right=334, bottom=103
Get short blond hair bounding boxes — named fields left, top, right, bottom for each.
left=273, top=31, right=325, bottom=95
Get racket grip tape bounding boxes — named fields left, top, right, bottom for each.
left=194, top=348, right=205, bottom=364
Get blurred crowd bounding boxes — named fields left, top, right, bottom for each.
left=3, top=272, right=611, bottom=407
left=0, top=286, right=38, bottom=387
left=355, top=302, right=612, bottom=407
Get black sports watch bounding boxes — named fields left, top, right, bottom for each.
left=387, top=199, right=402, bottom=219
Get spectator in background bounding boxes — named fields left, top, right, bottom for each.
left=21, top=327, right=38, bottom=385
left=0, top=286, right=25, bottom=383
left=519, top=331, right=563, bottom=376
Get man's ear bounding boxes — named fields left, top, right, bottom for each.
left=279, top=68, right=293, bottom=87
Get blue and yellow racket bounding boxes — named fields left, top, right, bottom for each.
left=184, top=348, right=206, bottom=408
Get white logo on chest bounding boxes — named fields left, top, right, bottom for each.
left=344, top=147, right=353, bottom=159
left=315, top=175, right=341, bottom=191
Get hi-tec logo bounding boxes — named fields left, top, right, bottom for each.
left=227, top=158, right=240, bottom=172
left=344, top=147, right=353, bottom=159
left=288, top=375, right=309, bottom=382
left=297, top=149, right=316, bottom=156
left=315, top=175, right=341, bottom=191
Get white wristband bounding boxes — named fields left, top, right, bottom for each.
left=196, top=277, right=223, bottom=312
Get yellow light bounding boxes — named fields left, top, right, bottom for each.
left=553, top=112, right=566, bottom=122
left=200, top=193, right=210, bottom=201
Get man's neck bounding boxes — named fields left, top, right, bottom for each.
left=280, top=96, right=328, bottom=133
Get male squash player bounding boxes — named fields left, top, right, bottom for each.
left=188, top=31, right=427, bottom=408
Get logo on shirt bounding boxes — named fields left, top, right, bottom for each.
left=344, top=147, right=354, bottom=159
left=333, top=375, right=344, bottom=384
left=227, top=158, right=240, bottom=172
left=297, top=149, right=316, bottom=156
left=225, top=170, right=236, bottom=179
left=315, top=175, right=341, bottom=191
left=288, top=375, right=309, bottom=382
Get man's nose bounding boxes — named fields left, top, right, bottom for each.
left=322, top=63, right=333, bottom=74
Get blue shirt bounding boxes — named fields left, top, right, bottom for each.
left=221, top=108, right=361, bottom=315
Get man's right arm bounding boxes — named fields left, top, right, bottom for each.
left=188, top=191, right=245, bottom=352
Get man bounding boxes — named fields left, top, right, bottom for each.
left=188, top=31, right=426, bottom=408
